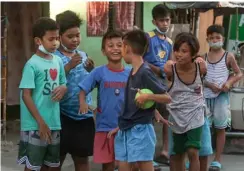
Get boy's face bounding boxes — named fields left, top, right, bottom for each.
left=36, top=30, right=59, bottom=53
left=153, top=16, right=171, bottom=32
left=102, top=37, right=123, bottom=62
left=60, top=27, right=80, bottom=50
left=174, top=42, right=193, bottom=65
left=207, top=32, right=224, bottom=45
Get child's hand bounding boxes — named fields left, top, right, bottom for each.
left=209, top=83, right=222, bottom=93
left=221, top=82, right=231, bottom=92
left=195, top=57, right=205, bottom=64
left=79, top=103, right=89, bottom=114
left=68, top=53, right=82, bottom=69
left=155, top=110, right=173, bottom=127
left=107, top=127, right=119, bottom=139
left=135, top=89, right=149, bottom=108
left=38, top=121, right=51, bottom=144
left=84, top=57, right=95, bottom=72
left=52, top=85, right=67, bottom=101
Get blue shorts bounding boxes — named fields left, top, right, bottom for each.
left=115, top=124, right=156, bottom=162
left=168, top=117, right=213, bottom=156
left=206, top=92, right=230, bottom=129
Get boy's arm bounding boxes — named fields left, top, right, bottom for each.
left=78, top=68, right=99, bottom=114
left=22, top=89, right=51, bottom=143
left=164, top=60, right=174, bottom=82
left=225, top=53, right=243, bottom=88
left=137, top=69, right=171, bottom=105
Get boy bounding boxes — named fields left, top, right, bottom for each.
left=164, top=32, right=207, bottom=171
left=144, top=4, right=173, bottom=164
left=204, top=25, right=243, bottom=171
left=79, top=30, right=131, bottom=171
left=54, top=10, right=95, bottom=171
left=115, top=30, right=171, bottom=171
left=165, top=33, right=213, bottom=171
left=17, top=17, right=67, bottom=171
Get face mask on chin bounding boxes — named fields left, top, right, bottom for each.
left=155, top=27, right=168, bottom=35
left=60, top=42, right=77, bottom=53
left=38, top=45, right=52, bottom=55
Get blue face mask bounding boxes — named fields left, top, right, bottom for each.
left=60, top=43, right=77, bottom=53
left=38, top=45, right=52, bottom=55
left=155, top=27, right=168, bottom=35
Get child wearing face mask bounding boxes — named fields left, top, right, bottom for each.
left=204, top=25, right=243, bottom=171
left=17, top=17, right=67, bottom=171
left=143, top=4, right=173, bottom=167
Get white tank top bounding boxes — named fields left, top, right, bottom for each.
left=204, top=52, right=229, bottom=98
left=167, top=63, right=205, bottom=134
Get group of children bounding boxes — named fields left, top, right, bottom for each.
left=17, top=4, right=243, bottom=171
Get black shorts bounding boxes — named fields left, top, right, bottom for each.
left=60, top=114, right=95, bottom=157
left=156, top=103, right=169, bottom=119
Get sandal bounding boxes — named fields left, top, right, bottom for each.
left=154, top=155, right=170, bottom=166
left=209, top=161, right=222, bottom=171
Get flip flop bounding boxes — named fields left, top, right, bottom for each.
left=154, top=155, right=170, bottom=166
left=209, top=161, right=222, bottom=171
left=185, top=161, right=190, bottom=170
left=153, top=161, right=163, bottom=171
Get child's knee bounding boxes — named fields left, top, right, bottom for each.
left=102, top=162, right=115, bottom=171
left=187, top=148, right=199, bottom=160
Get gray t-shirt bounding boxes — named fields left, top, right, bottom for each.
left=118, top=63, right=167, bottom=130
left=167, top=63, right=205, bottom=134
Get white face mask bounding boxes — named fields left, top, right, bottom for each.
left=60, top=43, right=77, bottom=53
left=155, top=26, right=168, bottom=35
left=209, top=41, right=223, bottom=49
left=38, top=45, right=52, bottom=55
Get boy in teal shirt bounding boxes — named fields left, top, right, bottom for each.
left=17, top=17, right=67, bottom=171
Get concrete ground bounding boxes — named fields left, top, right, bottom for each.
left=1, top=122, right=244, bottom=171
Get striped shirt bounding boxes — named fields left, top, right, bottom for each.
left=204, top=52, right=229, bottom=98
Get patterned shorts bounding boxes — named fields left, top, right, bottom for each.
left=17, top=130, right=60, bottom=170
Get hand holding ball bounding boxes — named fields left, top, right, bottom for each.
left=135, top=89, right=155, bottom=109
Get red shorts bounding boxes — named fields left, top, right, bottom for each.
left=93, top=132, right=115, bottom=164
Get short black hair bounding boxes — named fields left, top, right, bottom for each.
left=152, top=4, right=171, bottom=20
left=207, top=25, right=225, bottom=37
left=123, top=30, right=148, bottom=56
left=101, top=30, right=123, bottom=50
left=173, top=32, right=200, bottom=56
left=32, top=17, right=58, bottom=39
left=56, top=10, right=83, bottom=35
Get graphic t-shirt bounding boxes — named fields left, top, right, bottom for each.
left=144, top=30, right=173, bottom=78
left=19, top=54, right=66, bottom=131
left=79, top=65, right=131, bottom=132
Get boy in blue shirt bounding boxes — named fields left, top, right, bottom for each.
left=143, top=4, right=173, bottom=165
left=17, top=17, right=67, bottom=171
left=54, top=10, right=95, bottom=171
left=115, top=30, right=171, bottom=171
left=79, top=30, right=131, bottom=171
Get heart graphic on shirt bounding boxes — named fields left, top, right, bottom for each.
left=49, top=68, right=57, bottom=81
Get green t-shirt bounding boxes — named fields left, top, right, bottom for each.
left=19, top=54, right=66, bottom=131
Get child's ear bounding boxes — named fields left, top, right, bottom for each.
left=102, top=49, right=106, bottom=56
left=34, top=37, right=41, bottom=46
left=152, top=19, right=156, bottom=26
